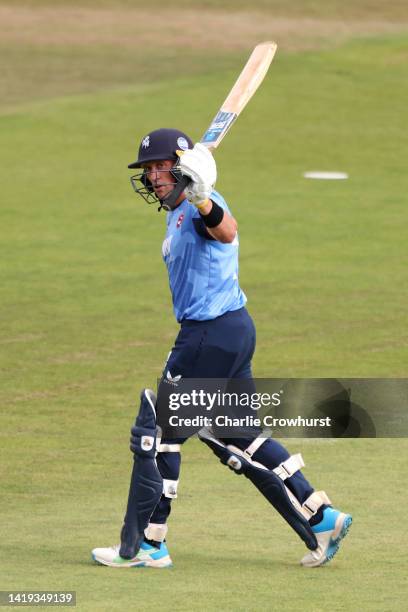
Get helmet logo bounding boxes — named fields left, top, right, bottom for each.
left=177, top=136, right=189, bottom=150
left=141, top=136, right=150, bottom=149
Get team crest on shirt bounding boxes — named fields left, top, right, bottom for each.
left=176, top=213, right=185, bottom=229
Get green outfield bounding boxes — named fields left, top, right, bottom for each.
left=1, top=1, right=407, bottom=610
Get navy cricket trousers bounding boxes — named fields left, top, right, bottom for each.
left=150, top=307, right=314, bottom=525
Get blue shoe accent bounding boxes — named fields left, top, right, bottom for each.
left=312, top=507, right=342, bottom=534
left=139, top=541, right=170, bottom=561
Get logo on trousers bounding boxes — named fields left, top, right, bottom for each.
left=165, top=370, right=182, bottom=386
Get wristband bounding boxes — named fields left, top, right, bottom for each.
left=199, top=201, right=224, bottom=228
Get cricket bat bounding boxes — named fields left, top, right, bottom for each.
left=163, top=41, right=277, bottom=208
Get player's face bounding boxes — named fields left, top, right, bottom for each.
left=143, top=160, right=176, bottom=201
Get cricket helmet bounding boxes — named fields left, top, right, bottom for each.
left=128, top=128, right=193, bottom=211
left=128, top=128, right=193, bottom=168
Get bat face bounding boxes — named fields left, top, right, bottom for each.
left=200, top=41, right=277, bottom=151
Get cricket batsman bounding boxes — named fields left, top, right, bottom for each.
left=92, top=128, right=352, bottom=568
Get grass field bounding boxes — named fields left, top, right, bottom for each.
left=1, top=1, right=407, bottom=610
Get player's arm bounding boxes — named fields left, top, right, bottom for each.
left=195, top=198, right=237, bottom=243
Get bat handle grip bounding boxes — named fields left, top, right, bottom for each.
left=162, top=174, right=191, bottom=210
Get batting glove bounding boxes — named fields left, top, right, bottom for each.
left=177, top=143, right=217, bottom=206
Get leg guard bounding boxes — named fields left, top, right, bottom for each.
left=119, top=389, right=163, bottom=559
left=198, top=428, right=320, bottom=551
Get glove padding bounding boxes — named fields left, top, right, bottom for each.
left=178, top=143, right=217, bottom=206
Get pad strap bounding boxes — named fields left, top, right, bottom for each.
left=145, top=522, right=168, bottom=543
left=273, top=453, right=305, bottom=481
left=243, top=433, right=268, bottom=458
left=163, top=479, right=179, bottom=499
left=158, top=443, right=181, bottom=453
left=302, top=491, right=332, bottom=518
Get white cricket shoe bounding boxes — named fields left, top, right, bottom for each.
left=301, top=507, right=352, bottom=567
left=92, top=541, right=172, bottom=568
